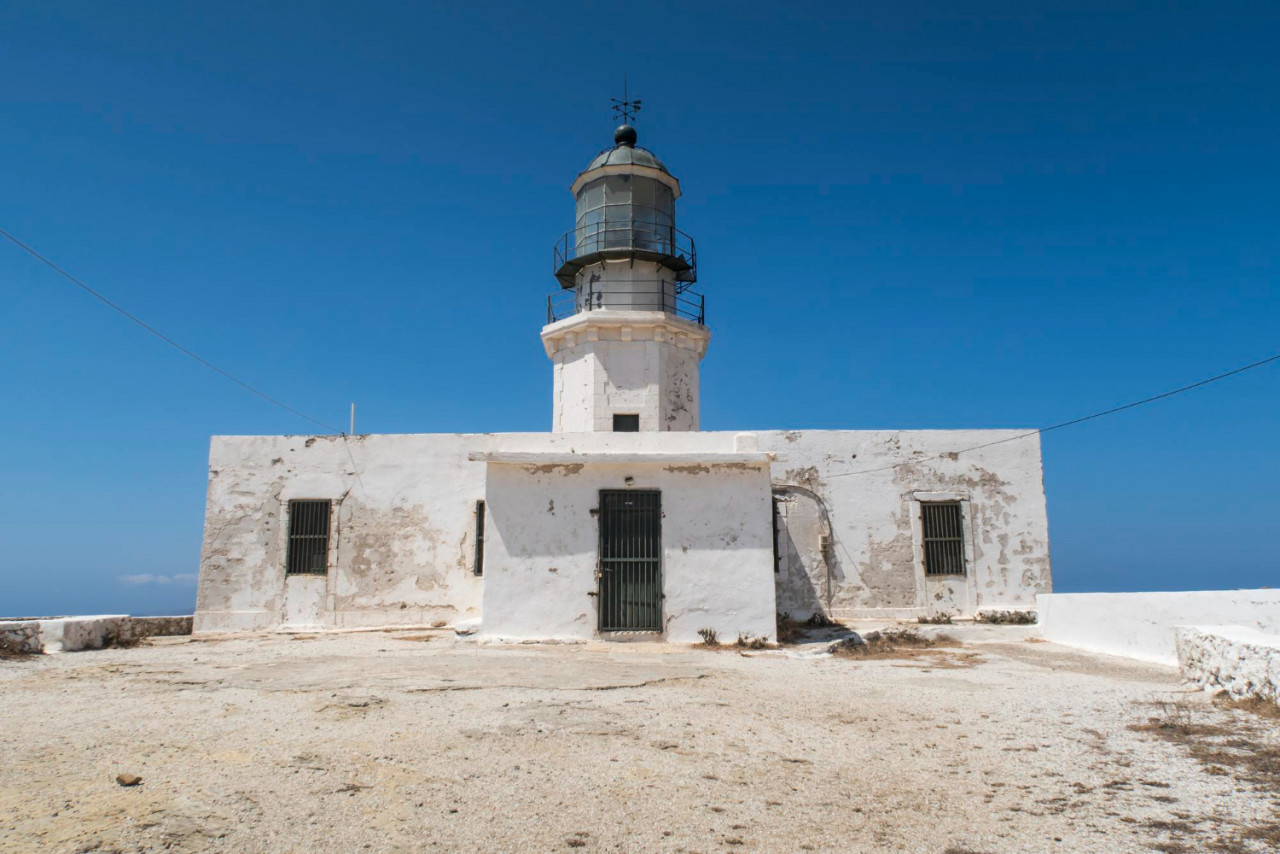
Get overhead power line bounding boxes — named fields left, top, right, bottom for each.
left=826, top=351, right=1280, bottom=479
left=1, top=225, right=342, bottom=434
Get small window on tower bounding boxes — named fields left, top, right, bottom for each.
left=613, top=414, right=640, bottom=432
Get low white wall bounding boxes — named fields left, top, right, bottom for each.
left=0, top=621, right=43, bottom=655
left=1037, top=590, right=1280, bottom=666
left=1176, top=626, right=1280, bottom=704
left=0, top=615, right=193, bottom=653
left=48, top=616, right=128, bottom=653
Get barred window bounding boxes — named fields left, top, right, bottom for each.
left=286, top=500, right=331, bottom=575
left=921, top=502, right=966, bottom=576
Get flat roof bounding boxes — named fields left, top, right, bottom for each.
left=467, top=451, right=775, bottom=466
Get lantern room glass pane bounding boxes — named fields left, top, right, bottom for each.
left=574, top=175, right=675, bottom=255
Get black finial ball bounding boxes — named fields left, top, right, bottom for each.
left=614, top=124, right=637, bottom=147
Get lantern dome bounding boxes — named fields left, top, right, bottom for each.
left=584, top=141, right=669, bottom=174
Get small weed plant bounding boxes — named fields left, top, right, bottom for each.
left=975, top=610, right=1037, bottom=625
left=697, top=628, right=720, bottom=647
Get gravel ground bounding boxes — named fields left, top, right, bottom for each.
left=1, top=626, right=1277, bottom=853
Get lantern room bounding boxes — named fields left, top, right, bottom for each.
left=551, top=125, right=700, bottom=324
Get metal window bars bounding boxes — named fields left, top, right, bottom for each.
left=286, top=500, right=331, bottom=575
left=921, top=502, right=966, bottom=576
left=598, top=490, right=663, bottom=632
left=473, top=500, right=485, bottom=576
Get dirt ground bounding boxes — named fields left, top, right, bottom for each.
left=1, top=625, right=1277, bottom=854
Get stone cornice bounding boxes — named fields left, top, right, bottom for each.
left=540, top=311, right=711, bottom=358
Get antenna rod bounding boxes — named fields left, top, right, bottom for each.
left=350, top=402, right=356, bottom=436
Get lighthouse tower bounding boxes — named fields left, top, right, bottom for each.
left=542, top=121, right=709, bottom=432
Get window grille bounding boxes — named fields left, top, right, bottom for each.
left=613, top=413, right=640, bottom=432
left=921, top=502, right=966, bottom=576
left=473, top=500, right=485, bottom=576
left=286, top=500, right=331, bottom=575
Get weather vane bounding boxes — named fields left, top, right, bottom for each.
left=610, top=74, right=642, bottom=124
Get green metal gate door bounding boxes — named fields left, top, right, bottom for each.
left=598, top=490, right=663, bottom=632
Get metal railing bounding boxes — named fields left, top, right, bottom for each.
left=547, top=283, right=706, bottom=326
left=553, top=209, right=697, bottom=283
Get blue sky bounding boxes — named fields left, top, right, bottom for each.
left=1, top=1, right=1276, bottom=617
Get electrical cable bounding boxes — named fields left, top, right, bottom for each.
left=1, top=226, right=343, bottom=434
left=340, top=434, right=368, bottom=496
left=6, top=225, right=1275, bottom=486
left=825, top=352, right=1280, bottom=479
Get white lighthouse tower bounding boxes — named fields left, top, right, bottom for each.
left=541, top=117, right=710, bottom=432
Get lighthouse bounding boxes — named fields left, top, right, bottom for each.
left=542, top=121, right=710, bottom=433
left=193, top=105, right=1054, bottom=642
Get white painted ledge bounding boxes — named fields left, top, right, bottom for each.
left=468, top=451, right=775, bottom=465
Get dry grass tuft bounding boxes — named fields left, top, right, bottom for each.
left=696, top=628, right=776, bottom=651
left=0, top=649, right=38, bottom=661
left=975, top=610, right=1037, bottom=625
left=1130, top=696, right=1280, bottom=852
left=776, top=615, right=801, bottom=645
left=1214, top=694, right=1280, bottom=721
left=917, top=612, right=954, bottom=625
left=1131, top=699, right=1204, bottom=738
left=776, top=612, right=839, bottom=645
left=831, top=628, right=981, bottom=669
left=804, top=612, right=837, bottom=629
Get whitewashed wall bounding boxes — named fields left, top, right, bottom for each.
left=195, top=429, right=1052, bottom=636
left=479, top=457, right=775, bottom=643
left=759, top=430, right=1052, bottom=620
left=195, top=434, right=489, bottom=632
left=1038, top=590, right=1280, bottom=665
left=543, top=310, right=709, bottom=432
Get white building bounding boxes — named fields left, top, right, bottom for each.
left=194, top=123, right=1052, bottom=643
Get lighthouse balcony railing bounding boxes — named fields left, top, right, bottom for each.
left=553, top=213, right=697, bottom=286
left=546, top=284, right=706, bottom=326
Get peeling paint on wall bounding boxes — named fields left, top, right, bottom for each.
left=766, top=430, right=1051, bottom=619
left=195, top=429, right=1051, bottom=634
